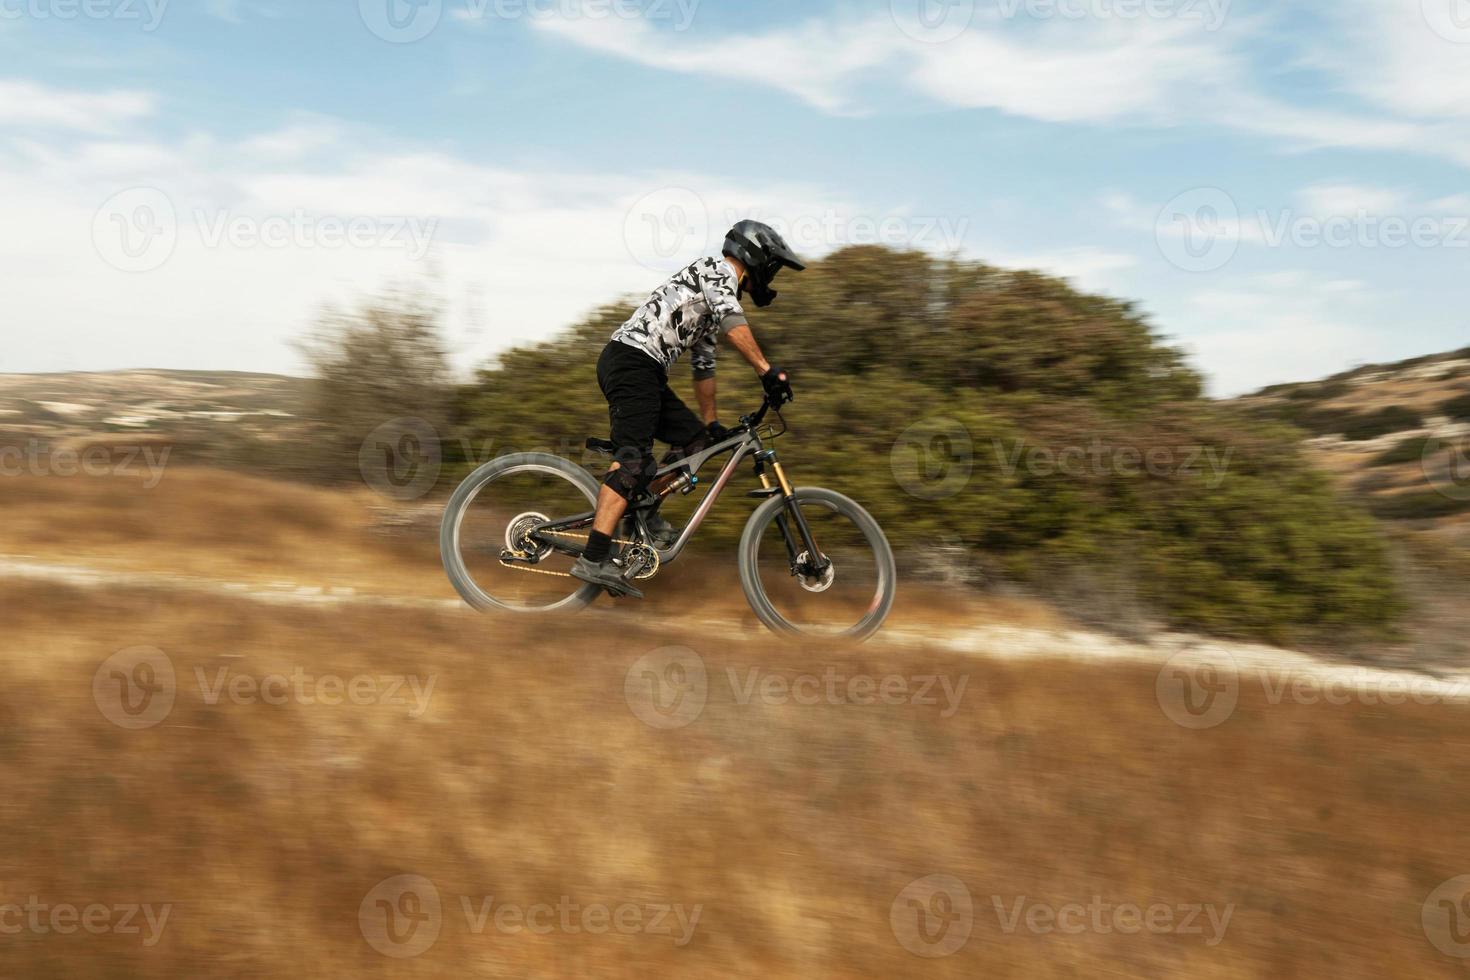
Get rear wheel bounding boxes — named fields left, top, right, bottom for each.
left=738, top=488, right=896, bottom=640
left=441, top=452, right=603, bottom=613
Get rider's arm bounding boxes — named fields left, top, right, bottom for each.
left=693, top=376, right=718, bottom=424
left=723, top=323, right=771, bottom=375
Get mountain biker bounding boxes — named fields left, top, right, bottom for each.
left=569, top=219, right=805, bottom=598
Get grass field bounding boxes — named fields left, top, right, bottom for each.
left=3, top=470, right=1470, bottom=977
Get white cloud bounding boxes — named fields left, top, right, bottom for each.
left=0, top=79, right=156, bottom=133
left=532, top=8, right=1470, bottom=167
left=529, top=15, right=894, bottom=115
left=988, top=246, right=1139, bottom=292
left=1176, top=273, right=1399, bottom=395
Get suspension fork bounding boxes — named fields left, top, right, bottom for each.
left=755, top=450, right=828, bottom=575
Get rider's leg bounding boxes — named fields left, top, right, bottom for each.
left=575, top=342, right=662, bottom=591
left=591, top=479, right=629, bottom=537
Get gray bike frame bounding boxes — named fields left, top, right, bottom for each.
left=533, top=429, right=766, bottom=564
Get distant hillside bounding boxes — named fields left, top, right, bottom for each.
left=1234, top=348, right=1470, bottom=525
left=0, top=369, right=316, bottom=468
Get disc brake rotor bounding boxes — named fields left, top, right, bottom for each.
left=794, top=551, right=835, bottom=593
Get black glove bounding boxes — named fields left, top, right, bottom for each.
left=760, top=366, right=793, bottom=406
left=707, top=420, right=732, bottom=443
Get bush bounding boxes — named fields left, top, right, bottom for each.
left=450, top=247, right=1401, bottom=641
left=1440, top=392, right=1470, bottom=422
left=294, top=287, right=452, bottom=483
left=1368, top=492, right=1470, bottom=521
left=1370, top=436, right=1433, bottom=467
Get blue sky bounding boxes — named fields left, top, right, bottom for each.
left=2, top=0, right=1468, bottom=394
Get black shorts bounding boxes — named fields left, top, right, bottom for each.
left=596, top=341, right=706, bottom=468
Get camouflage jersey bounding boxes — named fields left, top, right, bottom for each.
left=609, top=257, right=748, bottom=380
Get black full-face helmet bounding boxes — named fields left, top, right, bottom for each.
left=722, top=219, right=806, bottom=307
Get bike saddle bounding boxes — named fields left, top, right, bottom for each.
left=585, top=437, right=616, bottom=456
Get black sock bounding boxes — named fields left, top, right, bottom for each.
left=584, top=530, right=613, bottom=563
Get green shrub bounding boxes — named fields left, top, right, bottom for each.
left=1440, top=392, right=1470, bottom=422
left=1368, top=492, right=1470, bottom=521
left=1371, top=436, right=1434, bottom=467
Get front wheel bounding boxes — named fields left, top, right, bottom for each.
left=738, top=488, right=896, bottom=641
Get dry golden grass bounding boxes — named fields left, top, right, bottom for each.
left=3, top=575, right=1470, bottom=978
left=5, top=469, right=1470, bottom=977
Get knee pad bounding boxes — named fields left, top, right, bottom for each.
left=605, top=452, right=656, bottom=501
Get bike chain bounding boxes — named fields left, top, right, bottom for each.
left=498, top=528, right=637, bottom=579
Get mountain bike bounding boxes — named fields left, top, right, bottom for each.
left=440, top=399, right=896, bottom=640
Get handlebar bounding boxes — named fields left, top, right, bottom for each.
left=736, top=396, right=788, bottom=437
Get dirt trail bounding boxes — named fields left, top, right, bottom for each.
left=7, top=551, right=1466, bottom=703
